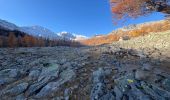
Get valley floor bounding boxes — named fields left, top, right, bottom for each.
left=0, top=30, right=170, bottom=100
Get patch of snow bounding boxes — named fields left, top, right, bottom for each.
left=20, top=26, right=60, bottom=39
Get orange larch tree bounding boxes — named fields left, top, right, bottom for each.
left=8, top=32, right=17, bottom=47
left=110, top=0, right=170, bottom=21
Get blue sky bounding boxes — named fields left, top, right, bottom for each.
left=0, top=0, right=165, bottom=37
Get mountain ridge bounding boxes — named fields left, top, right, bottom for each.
left=0, top=19, right=87, bottom=41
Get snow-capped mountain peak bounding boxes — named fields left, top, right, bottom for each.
left=57, top=31, right=88, bottom=41
left=20, top=26, right=60, bottom=39
left=73, top=34, right=88, bottom=41
left=0, top=19, right=88, bottom=41
left=57, top=31, right=75, bottom=40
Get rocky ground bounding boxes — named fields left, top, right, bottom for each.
left=0, top=30, right=170, bottom=100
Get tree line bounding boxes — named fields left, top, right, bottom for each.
left=0, top=31, right=82, bottom=48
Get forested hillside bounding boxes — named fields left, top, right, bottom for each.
left=81, top=20, right=170, bottom=46
left=0, top=28, right=82, bottom=47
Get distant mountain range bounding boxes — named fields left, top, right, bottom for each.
left=20, top=26, right=60, bottom=39
left=0, top=19, right=88, bottom=41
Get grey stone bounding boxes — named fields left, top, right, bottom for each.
left=61, top=62, right=71, bottom=71
left=60, top=58, right=67, bottom=65
left=137, top=51, right=146, bottom=58
left=38, top=64, right=60, bottom=82
left=128, top=83, right=151, bottom=100
left=92, top=68, right=105, bottom=84
left=90, top=83, right=107, bottom=100
left=0, top=69, right=20, bottom=78
left=5, top=82, right=28, bottom=96
left=112, top=76, right=116, bottom=80
left=26, top=64, right=60, bottom=96
left=52, top=96, right=64, bottom=100
left=8, top=69, right=20, bottom=78
left=163, top=78, right=170, bottom=92
left=100, top=93, right=115, bottom=100
left=115, top=73, right=135, bottom=91
left=152, top=84, right=170, bottom=99
left=135, top=70, right=151, bottom=80
left=28, top=70, right=40, bottom=80
left=0, top=77, right=16, bottom=86
left=113, top=86, right=123, bottom=100
left=142, top=63, right=153, bottom=71
left=138, top=96, right=151, bottom=100
left=64, top=88, right=71, bottom=97
left=35, top=68, right=75, bottom=98
left=0, top=79, right=5, bottom=86
left=0, top=68, right=23, bottom=87
left=90, top=68, right=107, bottom=100
left=15, top=93, right=27, bottom=100
left=141, top=82, right=166, bottom=100
left=104, top=69, right=112, bottom=76
left=59, top=68, right=76, bottom=83
left=64, top=88, right=71, bottom=100
left=26, top=77, right=51, bottom=96
left=35, top=82, right=57, bottom=98
left=64, top=96, right=69, bottom=100
left=114, top=76, right=151, bottom=100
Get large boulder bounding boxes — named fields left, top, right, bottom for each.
left=0, top=69, right=21, bottom=78
left=35, top=68, right=76, bottom=98
left=15, top=93, right=27, bottom=100
left=162, top=78, right=170, bottom=92
left=91, top=68, right=105, bottom=84
left=28, top=69, right=41, bottom=81
left=0, top=78, right=15, bottom=86
left=26, top=64, right=60, bottom=96
left=0, top=69, right=21, bottom=86
left=64, top=88, right=71, bottom=100
left=135, top=70, right=151, bottom=81
left=151, top=83, right=170, bottom=99
left=142, top=63, right=154, bottom=71
left=90, top=68, right=110, bottom=100
left=5, top=82, right=28, bottom=96
left=90, top=83, right=107, bottom=100
left=140, top=81, right=170, bottom=100
left=113, top=73, right=170, bottom=100
left=113, top=86, right=123, bottom=100
left=38, top=64, right=60, bottom=82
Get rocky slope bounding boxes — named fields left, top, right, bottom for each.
left=0, top=30, right=170, bottom=100
left=113, top=20, right=167, bottom=32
